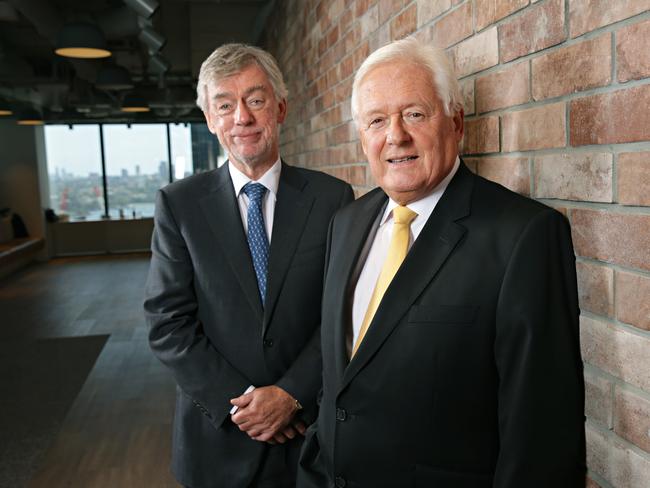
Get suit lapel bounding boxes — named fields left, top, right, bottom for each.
left=199, top=163, right=264, bottom=321
left=332, top=190, right=387, bottom=383
left=340, top=163, right=474, bottom=393
left=263, top=163, right=314, bottom=334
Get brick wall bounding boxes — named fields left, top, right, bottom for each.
left=263, top=1, right=650, bottom=486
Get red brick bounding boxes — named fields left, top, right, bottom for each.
left=571, top=209, right=650, bottom=272
left=321, top=164, right=367, bottom=186
left=390, top=3, right=417, bottom=40
left=570, top=85, right=650, bottom=146
left=576, top=260, right=614, bottom=317
left=617, top=19, right=650, bottom=82
left=425, top=1, right=473, bottom=49
left=461, top=116, right=500, bottom=154
left=359, top=4, right=379, bottom=37
left=460, top=78, right=475, bottom=115
left=369, top=22, right=391, bottom=53
left=416, top=0, right=452, bottom=27
left=570, top=0, right=650, bottom=38
left=581, top=316, right=650, bottom=391
left=476, top=156, right=530, bottom=195
left=533, top=152, right=613, bottom=202
left=328, top=121, right=357, bottom=145
left=451, top=27, right=499, bottom=77
left=614, top=387, right=650, bottom=453
left=378, top=0, right=407, bottom=24
left=355, top=0, right=376, bottom=17
left=476, top=0, right=529, bottom=32
left=502, top=102, right=566, bottom=152
left=618, top=152, right=650, bottom=206
left=499, top=0, right=566, bottom=63
left=585, top=371, right=612, bottom=428
left=532, top=34, right=612, bottom=101
left=328, top=0, right=345, bottom=20
left=476, top=61, right=530, bottom=113
left=339, top=7, right=353, bottom=33
left=616, top=270, right=650, bottom=332
left=586, top=425, right=650, bottom=487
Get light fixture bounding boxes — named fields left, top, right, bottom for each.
left=148, top=54, right=170, bottom=75
left=96, top=64, right=134, bottom=90
left=121, top=93, right=150, bottom=113
left=0, top=97, right=12, bottom=116
left=55, top=22, right=111, bottom=59
left=124, top=0, right=159, bottom=19
left=17, top=108, right=44, bottom=125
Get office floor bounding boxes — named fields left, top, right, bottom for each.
left=0, top=255, right=179, bottom=487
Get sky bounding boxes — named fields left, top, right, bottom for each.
left=44, top=123, right=195, bottom=177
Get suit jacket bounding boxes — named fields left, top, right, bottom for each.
left=298, top=163, right=586, bottom=488
left=144, top=161, right=354, bottom=488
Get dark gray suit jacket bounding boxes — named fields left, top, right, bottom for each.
left=144, top=161, right=353, bottom=488
left=298, top=163, right=585, bottom=488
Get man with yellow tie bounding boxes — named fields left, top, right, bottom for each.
left=298, top=37, right=586, bottom=488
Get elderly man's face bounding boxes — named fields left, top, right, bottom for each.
left=356, top=62, right=463, bottom=205
left=204, top=63, right=286, bottom=177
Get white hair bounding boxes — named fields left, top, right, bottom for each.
left=196, top=43, right=288, bottom=113
left=351, top=37, right=462, bottom=124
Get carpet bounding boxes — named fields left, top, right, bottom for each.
left=0, top=335, right=109, bottom=488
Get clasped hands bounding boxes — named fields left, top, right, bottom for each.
left=230, top=385, right=306, bottom=444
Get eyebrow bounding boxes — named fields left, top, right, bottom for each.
left=212, top=84, right=266, bottom=100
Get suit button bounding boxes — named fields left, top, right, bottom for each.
left=334, top=476, right=346, bottom=487
left=336, top=408, right=347, bottom=421
left=263, top=338, right=274, bottom=347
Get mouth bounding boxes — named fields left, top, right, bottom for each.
left=387, top=155, right=418, bottom=164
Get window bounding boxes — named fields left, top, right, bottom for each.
left=103, top=124, right=168, bottom=219
left=44, top=122, right=222, bottom=221
left=44, top=125, right=105, bottom=221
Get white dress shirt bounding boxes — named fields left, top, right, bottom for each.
left=349, top=157, right=461, bottom=354
left=228, top=158, right=281, bottom=241
left=227, top=158, right=282, bottom=411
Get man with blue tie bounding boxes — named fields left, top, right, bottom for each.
left=144, top=43, right=353, bottom=488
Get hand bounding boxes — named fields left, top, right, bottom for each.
left=268, top=419, right=307, bottom=444
left=230, top=386, right=299, bottom=442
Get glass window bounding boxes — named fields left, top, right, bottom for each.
left=169, top=123, right=193, bottom=180
left=102, top=124, right=169, bottom=219
left=189, top=123, right=224, bottom=172
left=44, top=124, right=105, bottom=221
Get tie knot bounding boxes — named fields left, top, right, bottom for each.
left=392, top=205, right=417, bottom=225
left=242, top=182, right=267, bottom=203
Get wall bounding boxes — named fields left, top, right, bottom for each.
left=0, top=120, right=46, bottom=242
left=264, top=1, right=650, bottom=486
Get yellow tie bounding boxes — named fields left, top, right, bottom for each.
left=352, top=205, right=418, bottom=358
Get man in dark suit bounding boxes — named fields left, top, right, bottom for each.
left=144, top=43, right=353, bottom=488
left=298, top=37, right=585, bottom=488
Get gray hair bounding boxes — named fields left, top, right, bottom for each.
left=351, top=37, right=462, bottom=124
left=196, top=43, right=288, bottom=112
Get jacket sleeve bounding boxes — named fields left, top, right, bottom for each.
left=275, top=182, right=354, bottom=422
left=494, top=208, right=586, bottom=487
left=144, top=189, right=251, bottom=430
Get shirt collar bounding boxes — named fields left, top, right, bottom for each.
left=381, top=156, right=461, bottom=225
left=229, top=157, right=282, bottom=198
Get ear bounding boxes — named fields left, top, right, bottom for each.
left=276, top=98, right=287, bottom=124
left=358, top=126, right=369, bottom=157
left=203, top=109, right=216, bottom=135
left=453, top=108, right=464, bottom=142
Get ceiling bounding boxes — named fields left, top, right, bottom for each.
left=0, top=0, right=274, bottom=124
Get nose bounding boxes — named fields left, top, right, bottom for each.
left=386, top=114, right=410, bottom=145
left=234, top=100, right=254, bottom=125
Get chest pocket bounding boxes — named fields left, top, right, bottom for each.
left=407, top=304, right=479, bottom=325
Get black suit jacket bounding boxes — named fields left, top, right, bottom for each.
left=144, top=161, right=353, bottom=488
left=298, top=163, right=585, bottom=488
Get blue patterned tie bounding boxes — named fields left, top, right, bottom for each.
left=242, top=182, right=270, bottom=305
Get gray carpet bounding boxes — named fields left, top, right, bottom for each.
left=0, top=335, right=109, bottom=488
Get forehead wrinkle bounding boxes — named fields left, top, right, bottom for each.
left=212, top=84, right=267, bottom=100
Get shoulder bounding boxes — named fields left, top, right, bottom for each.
left=159, top=168, right=222, bottom=200
left=288, top=165, right=353, bottom=191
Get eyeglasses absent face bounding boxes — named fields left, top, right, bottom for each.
left=356, top=61, right=463, bottom=205
left=203, top=63, right=287, bottom=176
